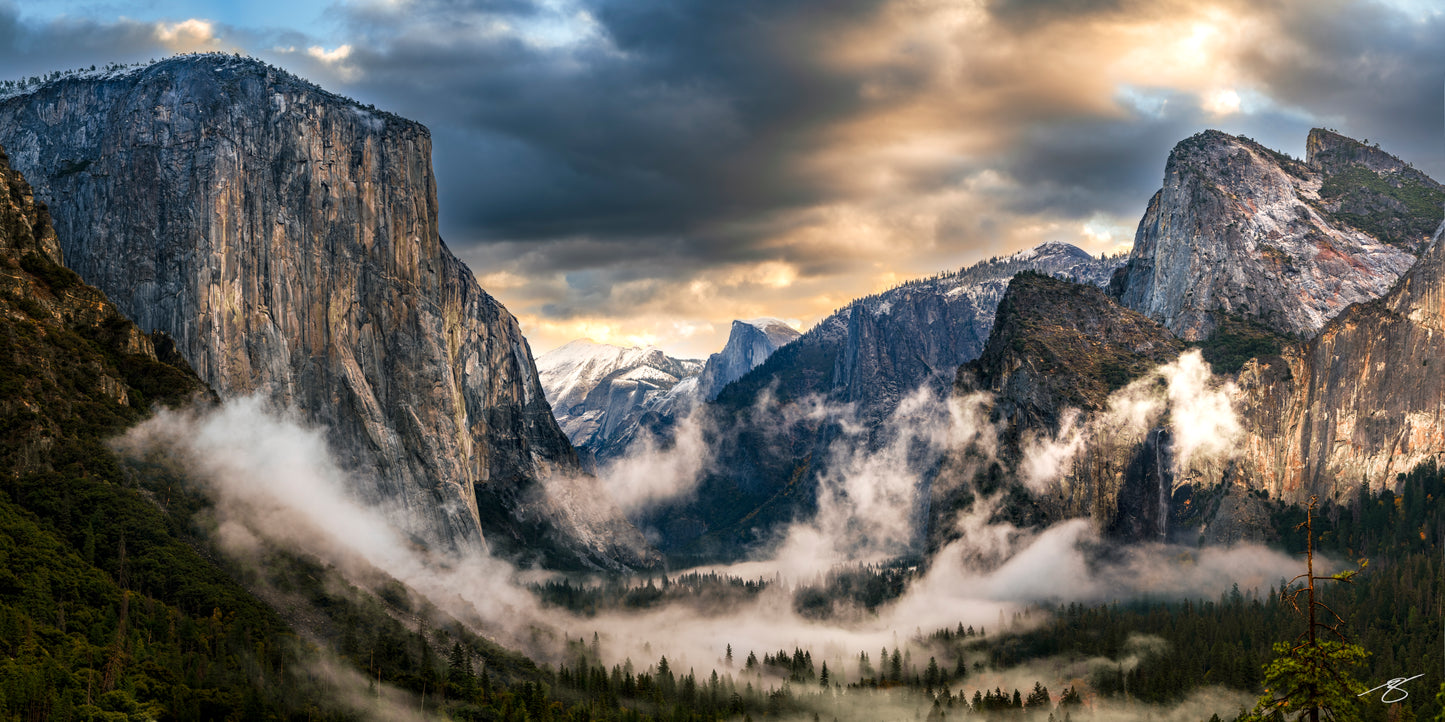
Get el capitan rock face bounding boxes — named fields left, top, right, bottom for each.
left=0, top=54, right=652, bottom=570
left=1110, top=130, right=1431, bottom=341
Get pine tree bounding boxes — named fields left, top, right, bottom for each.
left=1025, top=681, right=1050, bottom=708
left=1247, top=497, right=1368, bottom=722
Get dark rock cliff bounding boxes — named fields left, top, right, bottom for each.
left=937, top=273, right=1185, bottom=547
left=0, top=54, right=652, bottom=570
left=1110, top=129, right=1431, bottom=341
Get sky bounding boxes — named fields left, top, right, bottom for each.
left=2, top=0, right=1444, bottom=358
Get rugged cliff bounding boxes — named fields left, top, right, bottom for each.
left=940, top=273, right=1186, bottom=546
left=1236, top=219, right=1445, bottom=500
left=644, top=243, right=1122, bottom=561
left=1110, top=129, right=1431, bottom=341
left=959, top=272, right=1185, bottom=447
left=0, top=142, right=205, bottom=462
left=0, top=54, right=651, bottom=570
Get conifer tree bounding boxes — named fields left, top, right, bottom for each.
left=1246, top=497, right=1368, bottom=722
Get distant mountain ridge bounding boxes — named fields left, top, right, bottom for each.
left=642, top=241, right=1124, bottom=561
left=538, top=339, right=703, bottom=451
left=538, top=318, right=801, bottom=460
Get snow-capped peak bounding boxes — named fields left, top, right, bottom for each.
left=1006, top=241, right=1091, bottom=263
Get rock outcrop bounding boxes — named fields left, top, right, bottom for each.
left=0, top=141, right=205, bottom=475
left=1110, top=130, right=1432, bottom=341
left=939, top=272, right=1186, bottom=547
left=696, top=319, right=800, bottom=401
left=0, top=54, right=652, bottom=570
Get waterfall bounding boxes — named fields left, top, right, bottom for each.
left=1155, top=428, right=1168, bottom=541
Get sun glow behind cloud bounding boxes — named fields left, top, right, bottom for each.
left=3, top=0, right=1442, bottom=357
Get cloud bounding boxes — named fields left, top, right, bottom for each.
left=5, top=0, right=1445, bottom=356
left=595, top=405, right=713, bottom=513
left=111, top=394, right=1300, bottom=722
left=155, top=19, right=219, bottom=50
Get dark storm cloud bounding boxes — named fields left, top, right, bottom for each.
left=0, top=7, right=195, bottom=78
left=336, top=0, right=897, bottom=244
left=1237, top=0, right=1445, bottom=175
left=3, top=0, right=1444, bottom=354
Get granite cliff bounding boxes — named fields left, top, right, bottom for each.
left=1110, top=129, right=1435, bottom=340
left=1235, top=218, right=1445, bottom=500
left=0, top=54, right=651, bottom=570
left=0, top=141, right=206, bottom=467
left=696, top=318, right=800, bottom=401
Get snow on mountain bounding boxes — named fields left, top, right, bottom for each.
left=537, top=340, right=703, bottom=450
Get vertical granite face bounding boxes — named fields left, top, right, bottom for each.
left=695, top=319, right=800, bottom=401
left=0, top=55, right=653, bottom=570
left=1110, top=130, right=1423, bottom=341
left=1235, top=220, right=1445, bottom=501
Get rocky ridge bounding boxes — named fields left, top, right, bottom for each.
left=1110, top=129, right=1432, bottom=341
left=0, top=53, right=652, bottom=570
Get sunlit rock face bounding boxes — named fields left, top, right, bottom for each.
left=1110, top=129, right=1430, bottom=341
left=1236, top=219, right=1445, bottom=501
left=0, top=54, right=654, bottom=570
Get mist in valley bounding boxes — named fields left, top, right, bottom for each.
left=113, top=351, right=1309, bottom=720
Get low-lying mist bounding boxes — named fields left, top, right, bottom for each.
left=114, top=350, right=1303, bottom=720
